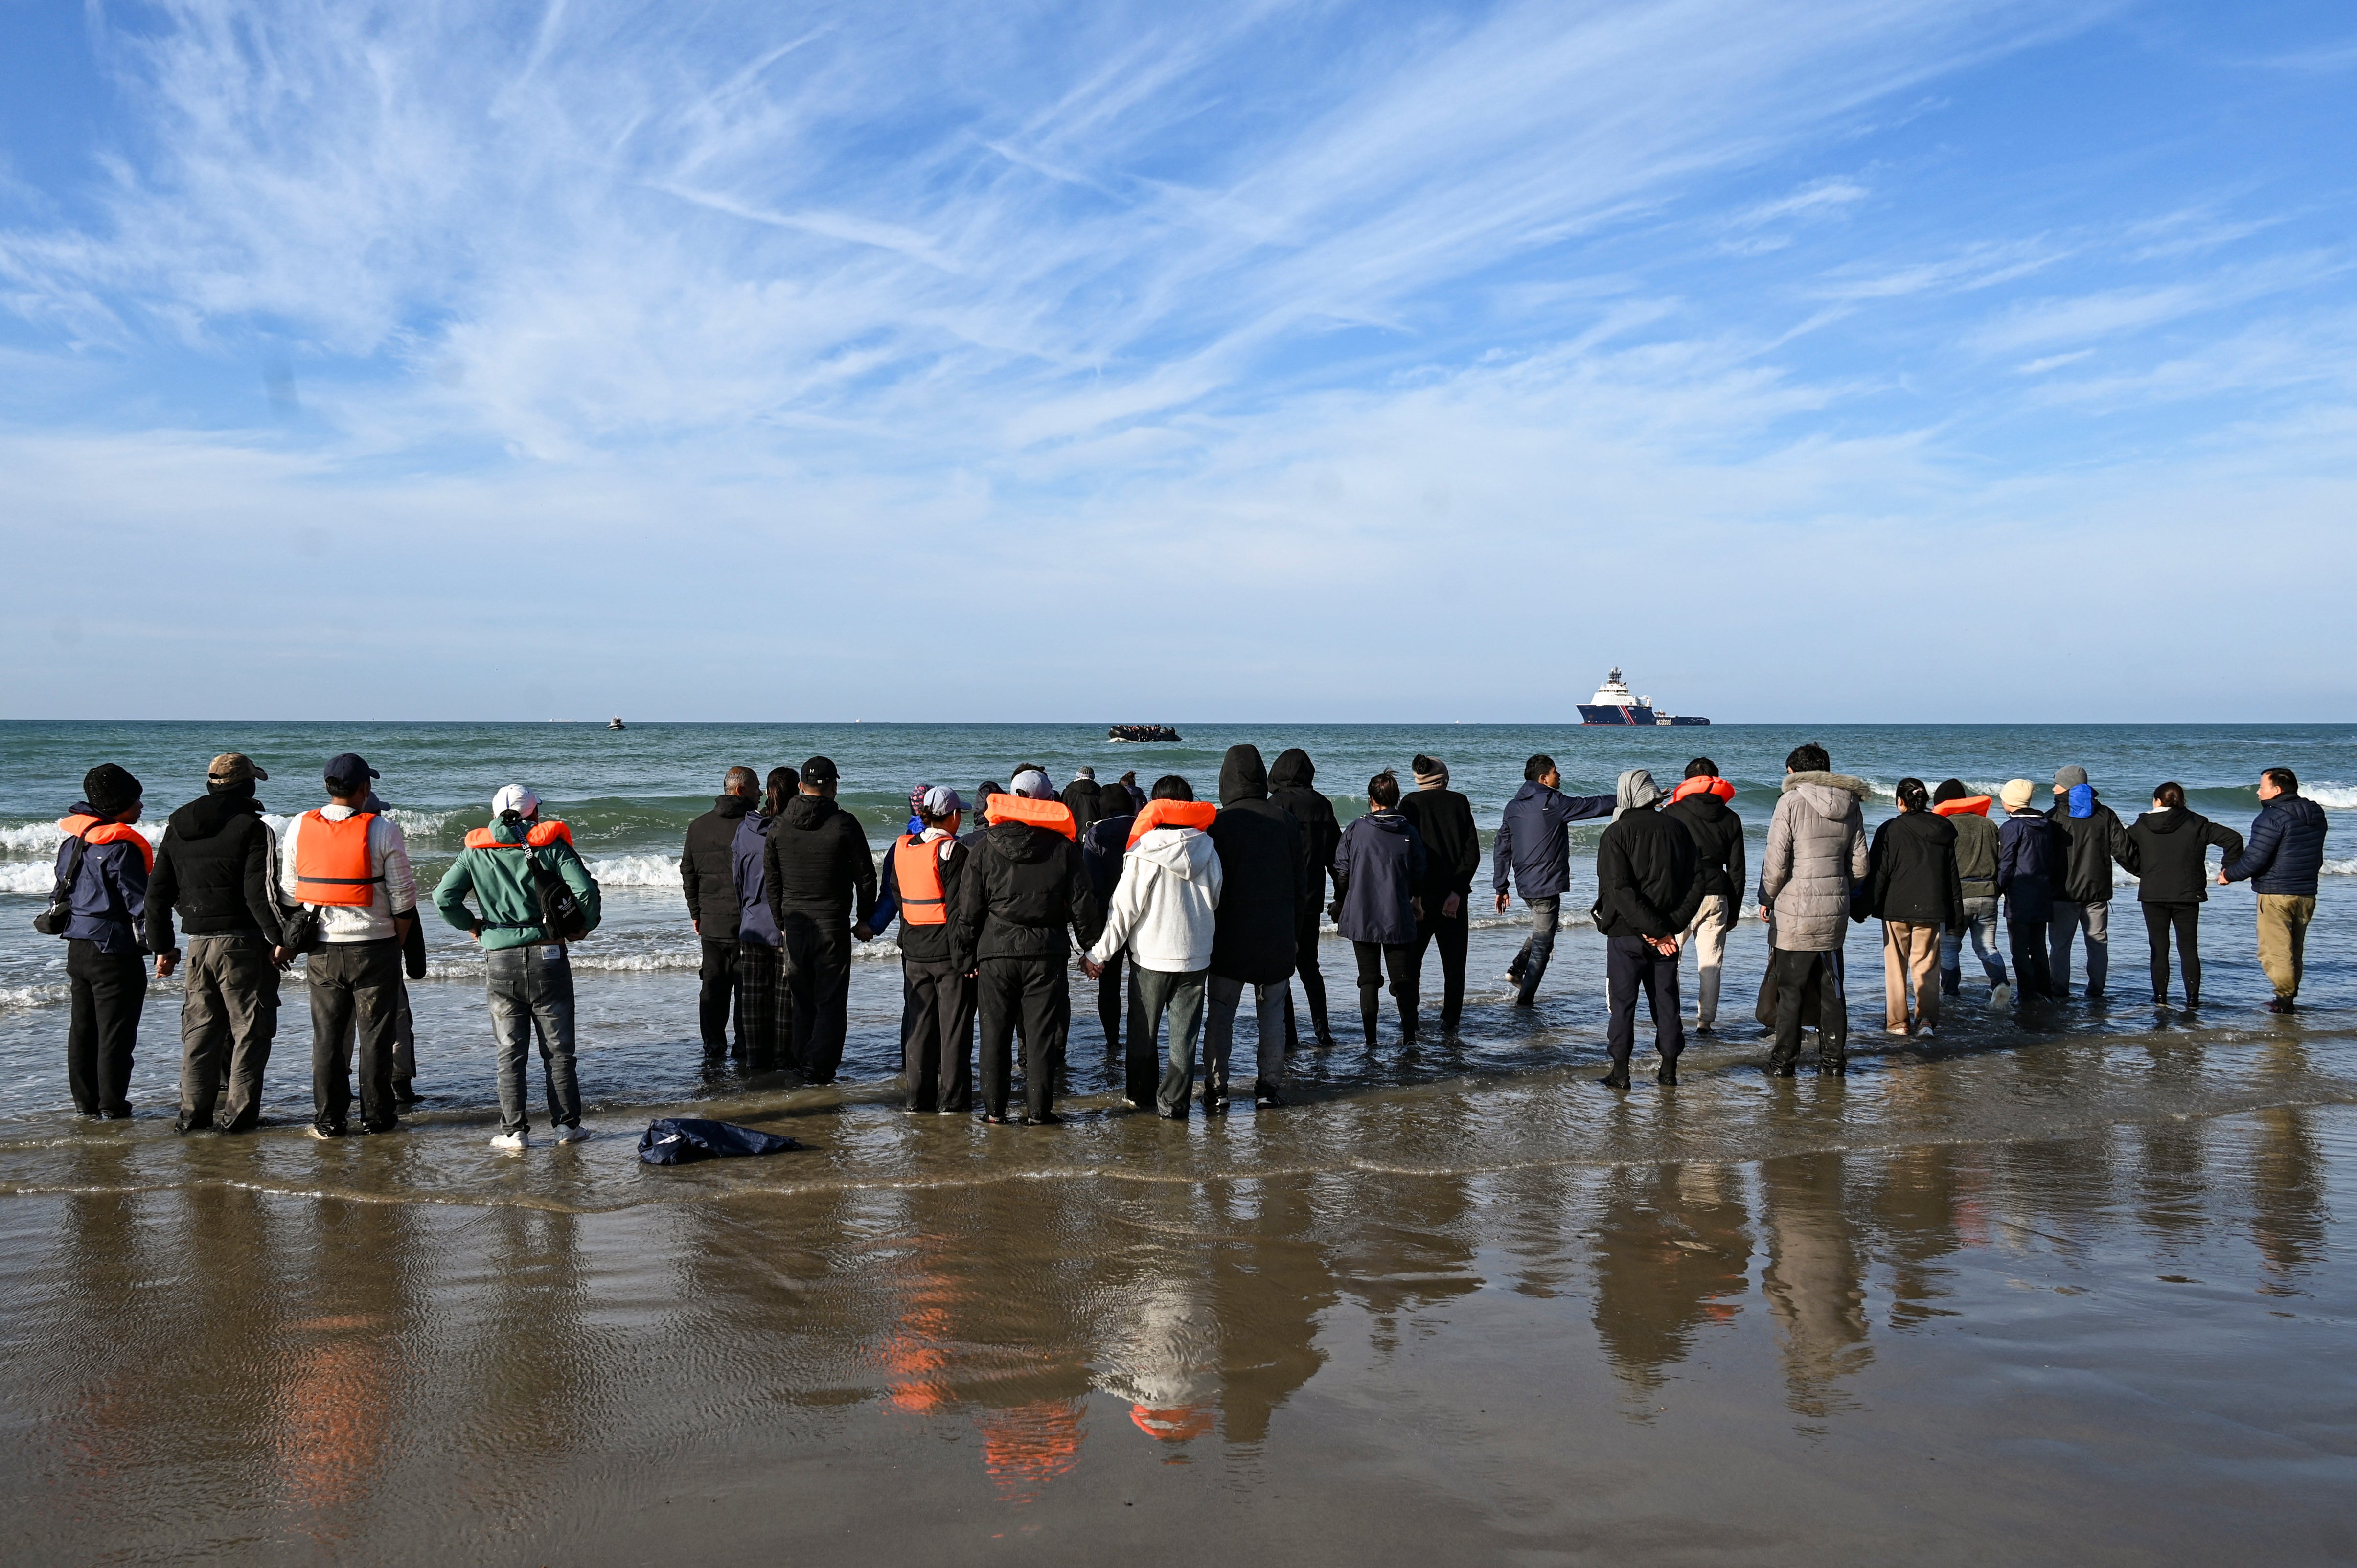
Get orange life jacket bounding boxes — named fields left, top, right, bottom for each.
left=461, top=819, right=574, bottom=851
left=984, top=795, right=1079, bottom=841
left=1669, top=776, right=1736, bottom=805
left=292, top=810, right=381, bottom=905
left=55, top=815, right=155, bottom=872
left=892, top=833, right=953, bottom=926
left=1126, top=799, right=1218, bottom=846
left=1932, top=795, right=1991, bottom=818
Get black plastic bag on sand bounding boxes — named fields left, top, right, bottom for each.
left=638, top=1117, right=803, bottom=1166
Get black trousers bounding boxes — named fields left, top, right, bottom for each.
left=1605, top=935, right=1685, bottom=1066
left=782, top=915, right=853, bottom=1082
left=697, top=938, right=740, bottom=1058
left=902, top=958, right=976, bottom=1112
left=1414, top=902, right=1470, bottom=1031
left=2143, top=901, right=2201, bottom=1003
left=66, top=939, right=145, bottom=1117
left=1770, top=947, right=1847, bottom=1068
left=1283, top=892, right=1331, bottom=1046
left=2008, top=916, right=2055, bottom=1000
left=977, top=955, right=1069, bottom=1120
left=1352, top=940, right=1418, bottom=1044
left=1097, top=950, right=1129, bottom=1053
left=308, top=939, right=404, bottom=1133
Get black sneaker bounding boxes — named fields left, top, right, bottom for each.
left=392, top=1080, right=420, bottom=1106
left=2267, top=998, right=2297, bottom=1015
left=1656, top=1063, right=1678, bottom=1087
left=1599, top=1067, right=1631, bottom=1091
left=1027, top=1111, right=1064, bottom=1127
left=1252, top=1081, right=1285, bottom=1109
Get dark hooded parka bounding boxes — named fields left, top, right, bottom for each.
left=1207, top=745, right=1305, bottom=986
left=1268, top=749, right=1340, bottom=904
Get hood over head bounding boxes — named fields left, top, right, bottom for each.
left=1614, top=769, right=1662, bottom=820
left=1219, top=745, right=1269, bottom=804
left=1268, top=748, right=1316, bottom=792
left=781, top=794, right=839, bottom=830
left=1131, top=825, right=1219, bottom=879
left=2066, top=783, right=2095, bottom=819
left=168, top=791, right=265, bottom=841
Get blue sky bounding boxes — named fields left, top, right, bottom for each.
left=1, top=0, right=2353, bottom=722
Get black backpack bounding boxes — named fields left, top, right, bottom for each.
left=32, top=836, right=88, bottom=937
left=528, top=846, right=591, bottom=943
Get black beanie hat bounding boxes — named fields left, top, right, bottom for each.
left=1933, top=778, right=1968, bottom=804
left=83, top=764, right=143, bottom=817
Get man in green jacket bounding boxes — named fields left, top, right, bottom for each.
left=434, top=785, right=603, bottom=1151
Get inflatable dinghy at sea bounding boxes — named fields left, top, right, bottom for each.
left=1108, top=724, right=1182, bottom=744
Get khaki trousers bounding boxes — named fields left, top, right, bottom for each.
left=1882, top=921, right=1941, bottom=1030
left=1681, top=894, right=1731, bottom=1026
left=2255, top=894, right=2316, bottom=1000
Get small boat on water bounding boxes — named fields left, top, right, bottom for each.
left=608, top=716, right=627, bottom=731
left=1576, top=668, right=1709, bottom=726
left=1109, top=724, right=1181, bottom=744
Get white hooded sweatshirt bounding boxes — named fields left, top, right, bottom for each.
left=1088, top=826, right=1223, bottom=974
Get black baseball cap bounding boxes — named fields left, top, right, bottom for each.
left=800, top=755, right=839, bottom=787
left=324, top=752, right=380, bottom=791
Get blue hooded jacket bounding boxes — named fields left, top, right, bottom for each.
left=1490, top=781, right=1616, bottom=901
left=732, top=812, right=781, bottom=947
left=51, top=805, right=149, bottom=955
left=2224, top=793, right=2330, bottom=896
left=1333, top=809, right=1426, bottom=946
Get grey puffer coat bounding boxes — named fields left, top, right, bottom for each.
left=1760, top=772, right=1870, bottom=952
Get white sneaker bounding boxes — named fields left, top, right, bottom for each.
left=1990, top=983, right=2012, bottom=1009
left=555, top=1124, right=589, bottom=1144
left=490, top=1129, right=529, bottom=1152
left=1915, top=1025, right=1937, bottom=1041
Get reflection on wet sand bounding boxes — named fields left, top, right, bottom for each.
left=2, top=1031, right=2353, bottom=1562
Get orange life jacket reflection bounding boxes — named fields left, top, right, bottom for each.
left=293, top=811, right=382, bottom=905
left=892, top=834, right=951, bottom=926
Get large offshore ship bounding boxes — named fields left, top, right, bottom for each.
left=1577, top=668, right=1710, bottom=726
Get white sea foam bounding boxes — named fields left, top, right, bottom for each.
left=586, top=854, right=685, bottom=889
left=0, top=984, right=70, bottom=1013
left=0, top=822, right=66, bottom=855
left=2306, top=782, right=2357, bottom=810
left=0, top=864, right=59, bottom=897
left=2324, top=857, right=2357, bottom=877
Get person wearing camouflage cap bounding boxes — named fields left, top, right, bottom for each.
left=146, top=754, right=293, bottom=1133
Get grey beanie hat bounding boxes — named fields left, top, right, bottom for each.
left=2054, top=765, right=2089, bottom=789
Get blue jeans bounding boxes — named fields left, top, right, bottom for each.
left=1939, top=897, right=2008, bottom=988
left=487, top=944, right=580, bottom=1133
left=1509, top=896, right=1562, bottom=1003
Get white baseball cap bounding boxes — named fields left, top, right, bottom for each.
left=492, top=784, right=540, bottom=818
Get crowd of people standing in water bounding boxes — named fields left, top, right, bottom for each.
left=39, top=739, right=2331, bottom=1142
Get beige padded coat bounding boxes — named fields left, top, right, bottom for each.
left=1759, top=772, right=1870, bottom=952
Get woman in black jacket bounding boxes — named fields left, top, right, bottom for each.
left=2115, top=781, right=2244, bottom=1008
left=1868, top=778, right=1964, bottom=1038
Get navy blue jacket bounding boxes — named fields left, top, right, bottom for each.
left=1333, top=810, right=1426, bottom=946
left=1081, top=810, right=1136, bottom=906
left=52, top=805, right=150, bottom=955
left=1490, top=781, right=1615, bottom=901
left=731, top=812, right=781, bottom=948
left=2223, top=795, right=2329, bottom=896
left=1996, top=809, right=2064, bottom=923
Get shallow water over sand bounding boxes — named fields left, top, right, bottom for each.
left=4, top=1001, right=2354, bottom=1563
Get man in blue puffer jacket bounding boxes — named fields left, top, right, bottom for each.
left=1490, top=753, right=1616, bottom=1006
left=2220, top=767, right=2331, bottom=1013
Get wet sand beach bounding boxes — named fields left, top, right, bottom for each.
left=5, top=997, right=2353, bottom=1565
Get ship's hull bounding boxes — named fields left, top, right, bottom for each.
left=1577, top=705, right=1710, bottom=726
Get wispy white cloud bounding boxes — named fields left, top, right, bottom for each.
left=1966, top=250, right=2349, bottom=355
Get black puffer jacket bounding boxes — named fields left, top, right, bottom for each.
left=1268, top=749, right=1340, bottom=900
left=951, top=821, right=1103, bottom=969
left=145, top=788, right=285, bottom=952
left=1662, top=787, right=1745, bottom=914
left=1060, top=778, right=1103, bottom=835
left=764, top=794, right=879, bottom=924
left=1592, top=807, right=1704, bottom=940
left=1867, top=810, right=1965, bottom=928
left=2120, top=808, right=2243, bottom=904
left=1207, top=746, right=1304, bottom=984
left=681, top=794, right=754, bottom=938
left=1399, top=785, right=1480, bottom=907
left=2052, top=793, right=2131, bottom=903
